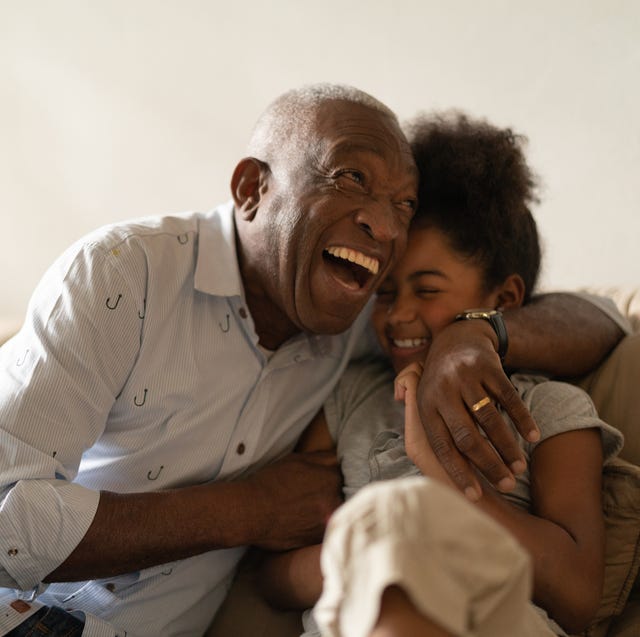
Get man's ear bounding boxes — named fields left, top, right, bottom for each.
left=230, top=157, right=269, bottom=221
left=495, top=274, right=526, bottom=310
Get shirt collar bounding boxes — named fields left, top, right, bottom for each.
left=193, top=200, right=364, bottom=359
left=194, top=201, right=244, bottom=298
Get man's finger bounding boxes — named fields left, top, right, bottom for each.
left=493, top=380, right=540, bottom=444
left=425, top=410, right=482, bottom=501
left=467, top=399, right=522, bottom=488
left=436, top=397, right=515, bottom=491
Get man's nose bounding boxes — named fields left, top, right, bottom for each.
left=355, top=201, right=403, bottom=242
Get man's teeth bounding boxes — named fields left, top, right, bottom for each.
left=393, top=337, right=427, bottom=348
left=326, top=246, right=379, bottom=275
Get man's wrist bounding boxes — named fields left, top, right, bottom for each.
left=454, top=309, right=509, bottom=360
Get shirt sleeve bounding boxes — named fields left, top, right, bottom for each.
left=568, top=290, right=632, bottom=335
left=515, top=376, right=625, bottom=461
left=0, top=238, right=143, bottom=589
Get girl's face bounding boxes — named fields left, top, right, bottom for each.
left=372, top=224, right=500, bottom=373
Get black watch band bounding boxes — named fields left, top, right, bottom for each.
left=454, top=309, right=509, bottom=360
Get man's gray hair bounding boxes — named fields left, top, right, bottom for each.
left=247, top=83, right=398, bottom=165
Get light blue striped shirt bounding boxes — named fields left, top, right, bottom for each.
left=0, top=201, right=371, bottom=636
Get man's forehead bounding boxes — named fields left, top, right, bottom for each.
left=314, top=101, right=399, bottom=136
left=276, top=99, right=416, bottom=183
left=313, top=106, right=414, bottom=160
left=327, top=139, right=414, bottom=162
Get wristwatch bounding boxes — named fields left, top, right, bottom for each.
left=454, top=309, right=509, bottom=361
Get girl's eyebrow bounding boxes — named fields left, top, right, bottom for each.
left=409, top=269, right=450, bottom=281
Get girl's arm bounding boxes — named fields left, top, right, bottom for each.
left=399, top=364, right=605, bottom=634
left=258, top=408, right=334, bottom=609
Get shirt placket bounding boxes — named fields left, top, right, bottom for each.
left=216, top=332, right=314, bottom=479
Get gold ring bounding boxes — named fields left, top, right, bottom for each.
left=471, top=396, right=491, bottom=412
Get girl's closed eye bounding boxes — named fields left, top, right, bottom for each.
left=415, top=287, right=441, bottom=297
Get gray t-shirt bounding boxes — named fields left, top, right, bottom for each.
left=324, top=358, right=623, bottom=508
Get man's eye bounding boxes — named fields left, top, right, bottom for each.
left=417, top=288, right=439, bottom=297
left=337, top=170, right=365, bottom=185
left=394, top=199, right=417, bottom=225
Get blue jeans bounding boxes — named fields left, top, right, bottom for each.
left=5, top=605, right=85, bottom=636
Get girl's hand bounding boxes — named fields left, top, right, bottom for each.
left=395, top=363, right=455, bottom=488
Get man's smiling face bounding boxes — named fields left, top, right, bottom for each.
left=248, top=100, right=419, bottom=340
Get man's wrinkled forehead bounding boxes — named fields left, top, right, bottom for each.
left=312, top=102, right=417, bottom=171
left=314, top=100, right=403, bottom=143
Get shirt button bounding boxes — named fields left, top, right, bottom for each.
left=239, top=308, right=248, bottom=319
left=9, top=600, right=30, bottom=613
left=7, top=548, right=18, bottom=556
left=236, top=442, right=246, bottom=455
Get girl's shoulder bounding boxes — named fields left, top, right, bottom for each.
left=509, top=373, right=624, bottom=460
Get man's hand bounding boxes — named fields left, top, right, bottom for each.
left=47, top=450, right=342, bottom=582
left=243, top=450, right=342, bottom=551
left=417, top=320, right=539, bottom=500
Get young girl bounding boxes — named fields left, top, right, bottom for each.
left=260, top=113, right=624, bottom=637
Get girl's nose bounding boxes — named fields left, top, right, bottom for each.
left=386, top=295, right=416, bottom=325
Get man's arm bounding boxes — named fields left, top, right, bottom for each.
left=416, top=292, right=625, bottom=499
left=505, top=292, right=626, bottom=374
left=46, top=450, right=341, bottom=582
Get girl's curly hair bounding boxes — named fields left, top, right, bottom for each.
left=405, top=111, right=541, bottom=302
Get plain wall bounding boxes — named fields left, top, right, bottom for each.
left=2, top=0, right=639, bottom=321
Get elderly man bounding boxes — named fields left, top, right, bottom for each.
left=0, top=84, right=624, bottom=636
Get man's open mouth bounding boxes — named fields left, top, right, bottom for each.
left=323, top=246, right=380, bottom=289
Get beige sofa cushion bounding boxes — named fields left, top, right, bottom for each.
left=579, top=334, right=640, bottom=467
left=576, top=333, right=640, bottom=636
left=583, top=458, right=640, bottom=637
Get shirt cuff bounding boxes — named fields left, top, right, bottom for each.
left=0, top=480, right=100, bottom=590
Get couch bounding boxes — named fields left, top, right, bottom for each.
left=1, top=288, right=639, bottom=637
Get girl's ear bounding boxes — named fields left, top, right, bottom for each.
left=495, top=274, right=526, bottom=310
left=230, top=157, right=269, bottom=221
